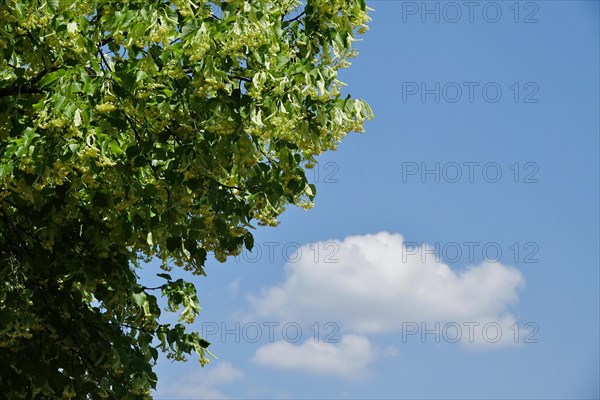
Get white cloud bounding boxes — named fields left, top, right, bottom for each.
left=253, top=335, right=377, bottom=379
left=248, top=232, right=525, bottom=347
left=155, top=362, right=244, bottom=399
left=228, top=277, right=241, bottom=299
left=382, top=345, right=400, bottom=359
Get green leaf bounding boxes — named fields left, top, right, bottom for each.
left=47, top=0, right=59, bottom=11
left=150, top=347, right=159, bottom=361
left=135, top=70, right=147, bottom=83
left=181, top=21, right=197, bottom=38
left=243, top=234, right=254, bottom=251
left=157, top=273, right=172, bottom=280
left=132, top=292, right=147, bottom=307
left=126, top=145, right=141, bottom=158
left=166, top=237, right=182, bottom=252
left=276, top=55, right=289, bottom=68
left=109, top=140, right=123, bottom=156
left=38, top=69, right=66, bottom=88
left=307, top=183, right=317, bottom=200
left=147, top=232, right=154, bottom=246
left=193, top=248, right=207, bottom=267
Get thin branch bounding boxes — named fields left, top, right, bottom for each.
left=212, top=178, right=243, bottom=191
left=124, top=113, right=142, bottom=144
left=284, top=11, right=305, bottom=24
left=98, top=35, right=113, bottom=47
left=141, top=285, right=165, bottom=291
left=259, top=148, right=280, bottom=167
left=97, top=47, right=112, bottom=72
left=0, top=66, right=60, bottom=98
left=229, top=75, right=252, bottom=83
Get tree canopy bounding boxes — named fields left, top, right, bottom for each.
left=0, top=0, right=372, bottom=397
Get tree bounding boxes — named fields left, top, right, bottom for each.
left=0, top=0, right=372, bottom=397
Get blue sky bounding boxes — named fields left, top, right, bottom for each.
left=151, top=1, right=599, bottom=398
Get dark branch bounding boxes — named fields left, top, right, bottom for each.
left=0, top=66, right=60, bottom=98
left=230, top=75, right=252, bottom=83
left=98, top=36, right=113, bottom=47
left=141, top=285, right=165, bottom=291
left=97, top=47, right=113, bottom=72
left=284, top=11, right=305, bottom=24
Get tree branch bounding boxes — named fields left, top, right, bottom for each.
left=98, top=36, right=113, bottom=47
left=97, top=47, right=113, bottom=72
left=284, top=11, right=305, bottom=24
left=229, top=75, right=252, bottom=83
left=0, top=66, right=60, bottom=98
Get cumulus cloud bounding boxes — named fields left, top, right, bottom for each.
left=228, top=277, right=241, bottom=299
left=155, top=362, right=244, bottom=399
left=253, top=335, right=377, bottom=379
left=382, top=345, right=400, bottom=359
left=248, top=232, right=525, bottom=346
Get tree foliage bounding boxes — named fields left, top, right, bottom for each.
left=0, top=0, right=372, bottom=397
